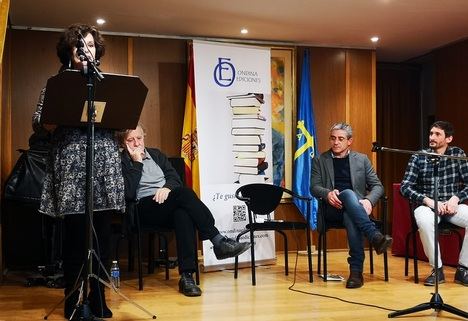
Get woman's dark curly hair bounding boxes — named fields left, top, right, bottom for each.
left=56, top=23, right=105, bottom=67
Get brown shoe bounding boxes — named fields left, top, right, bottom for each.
left=346, top=271, right=364, bottom=289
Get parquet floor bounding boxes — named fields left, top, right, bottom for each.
left=1, top=250, right=467, bottom=321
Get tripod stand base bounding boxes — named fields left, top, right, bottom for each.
left=388, top=293, right=468, bottom=318
left=68, top=300, right=104, bottom=321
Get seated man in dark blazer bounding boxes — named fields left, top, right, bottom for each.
left=117, top=124, right=250, bottom=297
left=311, top=122, right=392, bottom=289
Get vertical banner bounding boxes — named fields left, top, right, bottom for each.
left=193, top=41, right=275, bottom=270
left=293, top=50, right=319, bottom=229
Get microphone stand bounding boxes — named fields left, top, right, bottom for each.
left=44, top=53, right=156, bottom=320
left=372, top=143, right=468, bottom=319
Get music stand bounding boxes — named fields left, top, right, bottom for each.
left=41, top=69, right=147, bottom=130
left=41, top=70, right=156, bottom=320
left=372, top=143, right=468, bottom=319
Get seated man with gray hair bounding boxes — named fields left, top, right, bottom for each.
left=311, top=122, right=392, bottom=288
left=117, top=124, right=250, bottom=297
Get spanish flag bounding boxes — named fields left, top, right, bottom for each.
left=181, top=43, right=200, bottom=196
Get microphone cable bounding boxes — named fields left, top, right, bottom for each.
left=287, top=229, right=398, bottom=313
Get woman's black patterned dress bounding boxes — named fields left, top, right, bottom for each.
left=33, top=87, right=125, bottom=217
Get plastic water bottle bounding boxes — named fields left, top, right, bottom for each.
left=110, top=260, right=120, bottom=288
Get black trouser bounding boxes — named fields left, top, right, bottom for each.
left=62, top=211, right=113, bottom=289
left=138, top=187, right=219, bottom=273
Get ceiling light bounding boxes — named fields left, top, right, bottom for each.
left=96, top=18, right=106, bottom=25
left=241, top=28, right=248, bottom=35
left=370, top=36, right=379, bottom=43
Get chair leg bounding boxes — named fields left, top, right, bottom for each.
left=413, top=232, right=419, bottom=284
left=306, top=227, right=313, bottom=283
left=194, top=233, right=200, bottom=285
left=317, top=232, right=322, bottom=276
left=404, top=233, right=411, bottom=276
left=148, top=233, right=155, bottom=274
left=234, top=234, right=239, bottom=279
left=249, top=230, right=256, bottom=286
left=278, top=231, right=288, bottom=276
left=128, top=234, right=134, bottom=272
left=456, top=230, right=463, bottom=253
left=157, top=233, right=169, bottom=281
left=369, top=243, right=374, bottom=274
left=323, top=231, right=328, bottom=282
left=137, top=229, right=143, bottom=291
left=234, top=231, right=249, bottom=280
left=383, top=248, right=389, bottom=281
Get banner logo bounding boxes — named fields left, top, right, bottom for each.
left=214, top=57, right=235, bottom=87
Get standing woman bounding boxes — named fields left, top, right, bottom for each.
left=32, top=23, right=125, bottom=319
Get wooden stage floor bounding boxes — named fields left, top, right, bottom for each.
left=1, top=250, right=467, bottom=321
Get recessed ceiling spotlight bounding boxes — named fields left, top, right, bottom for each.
left=241, top=28, right=248, bottom=35
left=96, top=18, right=106, bottom=25
left=370, top=36, right=380, bottom=43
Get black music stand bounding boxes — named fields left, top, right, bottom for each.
left=372, top=143, right=468, bottom=319
left=41, top=69, right=147, bottom=130
left=41, top=70, right=155, bottom=320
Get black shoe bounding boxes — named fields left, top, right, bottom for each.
left=454, top=265, right=468, bottom=286
left=178, top=273, right=202, bottom=297
left=424, top=267, right=445, bottom=286
left=371, top=233, right=393, bottom=255
left=346, top=271, right=364, bottom=289
left=213, top=237, right=251, bottom=260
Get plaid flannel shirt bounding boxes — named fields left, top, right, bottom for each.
left=400, top=146, right=468, bottom=205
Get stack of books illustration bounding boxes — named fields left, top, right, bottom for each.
left=228, top=93, right=268, bottom=183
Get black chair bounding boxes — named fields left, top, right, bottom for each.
left=317, top=196, right=389, bottom=282
left=404, top=200, right=464, bottom=283
left=233, top=183, right=313, bottom=286
left=114, top=156, right=200, bottom=290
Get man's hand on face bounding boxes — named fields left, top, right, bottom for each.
left=126, top=143, right=145, bottom=163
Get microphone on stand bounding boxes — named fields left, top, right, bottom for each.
left=75, top=30, right=104, bottom=80
left=372, top=142, right=382, bottom=152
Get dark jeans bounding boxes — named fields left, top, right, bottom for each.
left=326, top=189, right=380, bottom=272
left=138, top=187, right=219, bottom=274
left=62, top=211, right=113, bottom=289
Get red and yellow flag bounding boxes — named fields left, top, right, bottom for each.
left=181, top=43, right=200, bottom=196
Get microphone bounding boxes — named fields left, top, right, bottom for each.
left=372, top=142, right=382, bottom=152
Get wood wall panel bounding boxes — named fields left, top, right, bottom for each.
left=10, top=30, right=57, bottom=162
left=348, top=49, right=374, bottom=158
left=158, top=62, right=186, bottom=156
left=435, top=40, right=468, bottom=151
left=133, top=38, right=186, bottom=150
left=376, top=63, right=421, bottom=228
left=308, top=47, right=346, bottom=153
left=99, top=35, right=128, bottom=74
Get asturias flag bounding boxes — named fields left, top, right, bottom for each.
left=181, top=43, right=200, bottom=196
left=293, top=49, right=318, bottom=230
